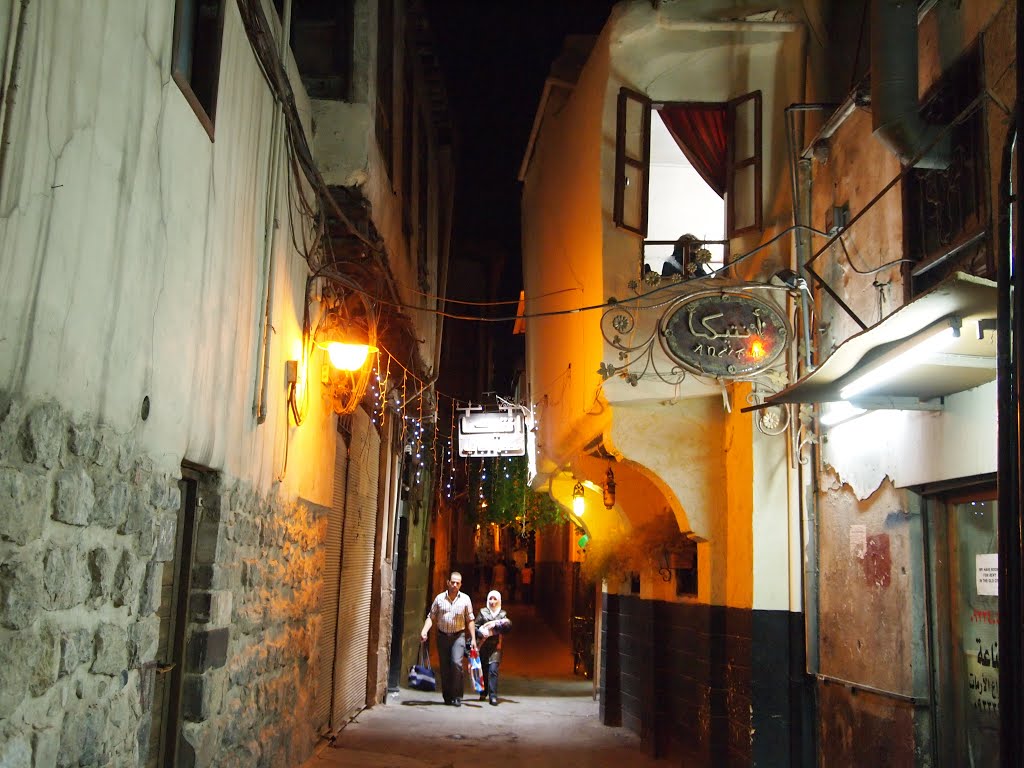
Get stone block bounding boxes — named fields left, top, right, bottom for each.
left=0, top=469, right=49, bottom=546
left=0, top=625, right=58, bottom=719
left=67, top=420, right=95, bottom=458
left=43, top=547, right=89, bottom=610
left=209, top=590, right=233, bottom=627
left=30, top=623, right=60, bottom=697
left=186, top=628, right=230, bottom=672
left=92, top=481, right=131, bottom=530
left=113, top=550, right=138, bottom=609
left=58, top=705, right=104, bottom=767
left=21, top=402, right=62, bottom=469
left=91, top=623, right=129, bottom=676
left=129, top=615, right=160, bottom=668
left=138, top=561, right=163, bottom=616
left=182, top=674, right=208, bottom=722
left=0, top=731, right=32, bottom=767
left=149, top=476, right=170, bottom=510
left=60, top=627, right=94, bottom=677
left=193, top=519, right=223, bottom=566
left=32, top=727, right=61, bottom=768
left=0, top=397, right=23, bottom=465
left=154, top=513, right=177, bottom=562
left=0, top=556, right=43, bottom=630
left=51, top=469, right=94, bottom=527
left=92, top=426, right=117, bottom=468
left=117, top=440, right=136, bottom=475
left=87, top=547, right=114, bottom=601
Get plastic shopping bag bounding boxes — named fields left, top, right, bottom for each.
left=468, top=647, right=484, bottom=693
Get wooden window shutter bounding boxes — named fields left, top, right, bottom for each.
left=726, top=90, right=762, bottom=236
left=614, top=88, right=652, bottom=236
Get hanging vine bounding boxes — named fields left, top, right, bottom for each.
left=468, top=455, right=566, bottom=533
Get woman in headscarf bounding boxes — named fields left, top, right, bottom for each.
left=475, top=589, right=511, bottom=706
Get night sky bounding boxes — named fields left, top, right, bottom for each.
left=427, top=1, right=616, bottom=295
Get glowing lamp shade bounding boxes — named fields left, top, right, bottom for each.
left=324, top=341, right=376, bottom=371
left=572, top=481, right=585, bottom=516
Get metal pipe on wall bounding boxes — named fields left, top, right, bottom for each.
left=997, top=24, right=1022, bottom=761
left=255, top=0, right=293, bottom=424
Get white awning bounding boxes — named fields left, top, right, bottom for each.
left=760, top=272, right=997, bottom=408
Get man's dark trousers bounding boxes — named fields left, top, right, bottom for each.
left=436, top=631, right=466, bottom=702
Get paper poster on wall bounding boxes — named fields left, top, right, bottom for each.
left=976, top=553, right=998, bottom=596
left=849, top=524, right=866, bottom=559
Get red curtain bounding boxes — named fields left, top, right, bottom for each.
left=658, top=104, right=727, bottom=198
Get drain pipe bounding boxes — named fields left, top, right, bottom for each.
left=870, top=0, right=950, bottom=169
left=0, top=0, right=30, bottom=199
left=255, top=0, right=292, bottom=424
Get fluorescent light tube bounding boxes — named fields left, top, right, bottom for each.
left=840, top=317, right=961, bottom=400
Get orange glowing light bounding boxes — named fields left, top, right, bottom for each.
left=748, top=338, right=767, bottom=359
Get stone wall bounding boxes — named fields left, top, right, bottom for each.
left=0, top=396, right=326, bottom=767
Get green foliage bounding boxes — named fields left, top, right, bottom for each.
left=469, top=455, right=566, bottom=532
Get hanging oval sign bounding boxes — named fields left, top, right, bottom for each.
left=660, top=292, right=789, bottom=378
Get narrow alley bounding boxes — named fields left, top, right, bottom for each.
left=300, top=603, right=660, bottom=768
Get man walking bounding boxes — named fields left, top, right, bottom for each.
left=420, top=571, right=477, bottom=706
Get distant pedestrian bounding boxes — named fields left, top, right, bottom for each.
left=520, top=563, right=534, bottom=604
left=420, top=572, right=476, bottom=706
left=475, top=590, right=512, bottom=706
left=492, top=559, right=508, bottom=596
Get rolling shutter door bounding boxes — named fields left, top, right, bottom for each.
left=332, top=407, right=380, bottom=723
left=315, top=428, right=348, bottom=732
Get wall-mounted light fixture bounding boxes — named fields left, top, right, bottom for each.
left=314, top=316, right=377, bottom=372
left=572, top=480, right=585, bottom=517
left=603, top=467, right=616, bottom=509
left=839, top=316, right=961, bottom=400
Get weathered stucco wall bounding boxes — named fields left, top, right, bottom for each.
left=0, top=0, right=336, bottom=501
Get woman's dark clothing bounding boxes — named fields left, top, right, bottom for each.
left=475, top=607, right=511, bottom=699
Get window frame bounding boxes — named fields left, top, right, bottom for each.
left=613, top=87, right=763, bottom=240
left=375, top=0, right=395, bottom=183
left=725, top=90, right=763, bottom=236
left=170, top=0, right=226, bottom=141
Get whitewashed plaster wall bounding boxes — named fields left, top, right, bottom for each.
left=821, top=381, right=997, bottom=500
left=0, top=0, right=336, bottom=503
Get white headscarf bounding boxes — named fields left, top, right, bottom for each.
left=486, top=589, right=502, bottom=617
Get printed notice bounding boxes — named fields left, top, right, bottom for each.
left=850, top=525, right=867, bottom=559
left=977, top=553, right=998, bottom=596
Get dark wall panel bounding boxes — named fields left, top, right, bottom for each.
left=602, top=594, right=795, bottom=767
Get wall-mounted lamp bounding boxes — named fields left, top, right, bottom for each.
left=603, top=467, right=616, bottom=509
left=572, top=481, right=585, bottom=517
left=839, top=316, right=961, bottom=400
left=314, top=305, right=377, bottom=372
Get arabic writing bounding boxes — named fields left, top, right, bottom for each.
left=687, top=308, right=767, bottom=341
left=971, top=609, right=999, bottom=624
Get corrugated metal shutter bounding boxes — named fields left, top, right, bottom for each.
left=314, top=429, right=348, bottom=732
left=332, top=407, right=380, bottom=723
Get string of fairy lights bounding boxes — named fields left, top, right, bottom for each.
left=360, top=343, right=528, bottom=514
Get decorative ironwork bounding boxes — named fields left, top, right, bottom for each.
left=660, top=292, right=789, bottom=378
left=905, top=47, right=990, bottom=295
left=599, top=286, right=789, bottom=393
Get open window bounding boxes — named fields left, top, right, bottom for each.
left=614, top=88, right=762, bottom=277
left=171, top=0, right=225, bottom=139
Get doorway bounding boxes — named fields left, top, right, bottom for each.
left=927, top=482, right=999, bottom=767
